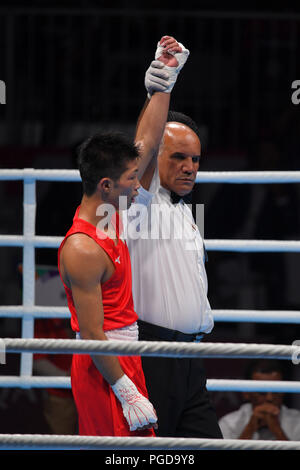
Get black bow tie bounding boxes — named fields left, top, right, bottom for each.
left=170, top=191, right=193, bottom=205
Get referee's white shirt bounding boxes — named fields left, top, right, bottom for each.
left=123, top=168, right=214, bottom=335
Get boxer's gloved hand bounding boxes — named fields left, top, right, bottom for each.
left=155, top=36, right=189, bottom=93
left=145, top=35, right=189, bottom=97
left=111, top=374, right=157, bottom=431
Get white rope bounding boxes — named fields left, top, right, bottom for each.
left=0, top=235, right=63, bottom=248
left=1, top=235, right=300, bottom=252
left=2, top=338, right=299, bottom=360
left=2, top=168, right=300, bottom=184
left=0, top=434, right=299, bottom=450
left=1, top=376, right=300, bottom=393
left=0, top=376, right=71, bottom=389
left=207, top=379, right=300, bottom=393
left=205, top=239, right=300, bottom=252
left=0, top=168, right=80, bottom=181
left=1, top=306, right=300, bottom=324
left=212, top=309, right=300, bottom=323
left=0, top=306, right=70, bottom=319
left=196, top=170, right=300, bottom=184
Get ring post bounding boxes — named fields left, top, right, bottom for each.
left=21, top=169, right=36, bottom=378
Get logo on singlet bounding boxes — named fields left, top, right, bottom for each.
left=115, top=256, right=121, bottom=264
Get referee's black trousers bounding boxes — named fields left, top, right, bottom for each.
left=138, top=320, right=223, bottom=439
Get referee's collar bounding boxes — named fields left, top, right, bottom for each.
left=158, top=185, right=173, bottom=204
left=158, top=185, right=193, bottom=205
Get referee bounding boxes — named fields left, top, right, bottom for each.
left=126, top=36, right=223, bottom=438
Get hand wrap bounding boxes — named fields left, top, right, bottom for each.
left=111, top=374, right=157, bottom=431
left=145, top=37, right=189, bottom=97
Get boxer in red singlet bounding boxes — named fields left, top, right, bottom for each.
left=58, top=132, right=157, bottom=436
left=58, top=36, right=184, bottom=436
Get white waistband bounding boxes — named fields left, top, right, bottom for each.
left=76, top=321, right=139, bottom=342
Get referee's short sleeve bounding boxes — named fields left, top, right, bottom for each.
left=124, top=186, right=154, bottom=227
left=134, top=185, right=154, bottom=208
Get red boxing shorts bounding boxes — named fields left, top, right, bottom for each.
left=71, top=354, right=156, bottom=437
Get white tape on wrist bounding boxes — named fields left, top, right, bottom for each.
left=111, top=374, right=157, bottom=431
left=154, top=41, right=190, bottom=93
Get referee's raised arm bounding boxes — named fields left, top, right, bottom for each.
left=135, top=35, right=189, bottom=191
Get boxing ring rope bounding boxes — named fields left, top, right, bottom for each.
left=2, top=375, right=300, bottom=394
left=2, top=235, right=300, bottom=252
left=0, top=434, right=300, bottom=450
left=1, top=168, right=300, bottom=182
left=1, top=306, right=300, bottom=324
left=1, top=168, right=300, bottom=450
left=1, top=338, right=300, bottom=393
left=1, top=168, right=300, bottom=380
left=1, top=337, right=299, bottom=359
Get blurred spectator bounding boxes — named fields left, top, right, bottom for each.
left=218, top=359, right=300, bottom=440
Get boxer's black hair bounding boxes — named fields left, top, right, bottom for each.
left=78, top=131, right=139, bottom=196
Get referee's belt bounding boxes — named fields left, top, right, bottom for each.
left=137, top=319, right=205, bottom=343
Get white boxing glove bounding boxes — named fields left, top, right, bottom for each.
left=145, top=60, right=170, bottom=97
left=154, top=39, right=189, bottom=93
left=111, top=374, right=157, bottom=431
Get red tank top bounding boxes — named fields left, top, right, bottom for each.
left=58, top=206, right=138, bottom=332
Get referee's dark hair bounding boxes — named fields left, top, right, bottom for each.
left=167, top=110, right=201, bottom=141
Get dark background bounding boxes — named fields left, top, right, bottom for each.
left=0, top=2, right=300, bottom=433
